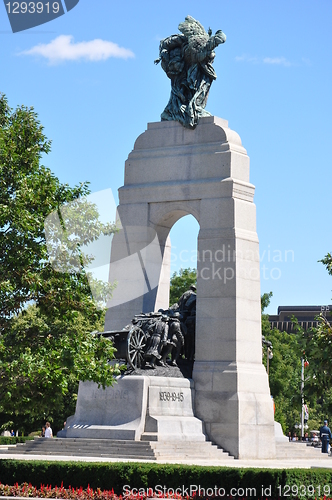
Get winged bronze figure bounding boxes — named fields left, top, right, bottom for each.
left=155, top=16, right=226, bottom=129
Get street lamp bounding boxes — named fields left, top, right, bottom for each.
left=267, top=346, right=273, bottom=377
left=262, top=336, right=273, bottom=376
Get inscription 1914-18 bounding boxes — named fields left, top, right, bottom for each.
left=92, top=389, right=129, bottom=400
left=159, top=391, right=184, bottom=403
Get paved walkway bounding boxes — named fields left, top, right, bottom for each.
left=1, top=452, right=332, bottom=469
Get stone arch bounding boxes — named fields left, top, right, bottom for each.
left=149, top=203, right=200, bottom=311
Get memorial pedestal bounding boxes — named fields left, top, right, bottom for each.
left=59, top=375, right=206, bottom=442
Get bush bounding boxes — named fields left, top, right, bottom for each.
left=1, top=460, right=332, bottom=499
left=0, top=437, right=34, bottom=445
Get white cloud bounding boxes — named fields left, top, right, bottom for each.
left=236, top=54, right=292, bottom=67
left=263, top=57, right=291, bottom=67
left=235, top=54, right=259, bottom=64
left=20, top=35, right=135, bottom=64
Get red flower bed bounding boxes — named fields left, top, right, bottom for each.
left=1, top=483, right=183, bottom=499
left=1, top=483, right=332, bottom=500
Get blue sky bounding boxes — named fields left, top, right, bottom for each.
left=1, top=0, right=331, bottom=314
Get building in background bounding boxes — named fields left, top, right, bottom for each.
left=269, top=305, right=332, bottom=333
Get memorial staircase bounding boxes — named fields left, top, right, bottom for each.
left=1, top=438, right=326, bottom=462
left=275, top=441, right=327, bottom=459
left=0, top=437, right=234, bottom=462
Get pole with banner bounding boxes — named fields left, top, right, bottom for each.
left=301, top=356, right=304, bottom=439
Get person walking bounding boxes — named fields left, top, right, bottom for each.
left=320, top=419, right=332, bottom=454
left=44, top=422, right=53, bottom=438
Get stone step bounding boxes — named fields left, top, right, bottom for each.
left=23, top=441, right=152, bottom=448
left=148, top=440, right=215, bottom=448
left=276, top=442, right=327, bottom=459
left=0, top=449, right=155, bottom=459
left=0, top=438, right=155, bottom=459
left=19, top=440, right=151, bottom=449
left=0, top=449, right=155, bottom=457
left=153, top=451, right=233, bottom=459
left=149, top=440, right=234, bottom=461
left=141, top=432, right=158, bottom=442
left=0, top=437, right=234, bottom=461
left=29, top=437, right=152, bottom=445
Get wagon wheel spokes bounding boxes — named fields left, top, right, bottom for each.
left=130, top=350, right=138, bottom=363
left=127, top=327, right=147, bottom=369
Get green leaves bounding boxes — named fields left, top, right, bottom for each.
left=320, top=253, right=332, bottom=276
left=304, top=314, right=332, bottom=392
left=261, top=291, right=273, bottom=313
left=265, top=327, right=303, bottom=432
left=0, top=93, right=119, bottom=434
left=169, top=268, right=196, bottom=306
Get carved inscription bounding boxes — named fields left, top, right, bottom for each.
left=159, top=391, right=184, bottom=403
left=110, top=390, right=129, bottom=400
left=92, top=389, right=129, bottom=400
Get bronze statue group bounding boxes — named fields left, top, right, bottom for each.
left=130, top=285, right=197, bottom=369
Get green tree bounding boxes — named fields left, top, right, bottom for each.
left=261, top=291, right=273, bottom=337
left=262, top=291, right=330, bottom=434
left=0, top=305, right=117, bottom=434
left=261, top=292, right=303, bottom=433
left=300, top=253, right=332, bottom=424
left=261, top=291, right=273, bottom=313
left=320, top=252, right=332, bottom=276
left=169, top=267, right=196, bottom=305
left=266, top=328, right=303, bottom=433
left=0, top=94, right=115, bottom=328
left=0, top=94, right=119, bottom=433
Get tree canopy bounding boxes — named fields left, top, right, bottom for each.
left=261, top=291, right=303, bottom=432
left=0, top=94, right=120, bottom=434
left=301, top=252, right=332, bottom=423
left=169, top=267, right=196, bottom=306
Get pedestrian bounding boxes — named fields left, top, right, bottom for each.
left=320, top=419, right=332, bottom=454
left=10, top=430, right=15, bottom=437
left=40, top=426, right=45, bottom=437
left=312, top=432, right=319, bottom=443
left=44, top=422, right=53, bottom=438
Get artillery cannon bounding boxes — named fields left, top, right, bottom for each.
left=98, top=287, right=197, bottom=370
left=100, top=313, right=164, bottom=370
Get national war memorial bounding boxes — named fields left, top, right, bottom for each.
left=60, top=15, right=277, bottom=460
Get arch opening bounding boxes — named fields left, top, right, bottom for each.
left=168, top=214, right=199, bottom=306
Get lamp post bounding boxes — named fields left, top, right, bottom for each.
left=267, top=346, right=273, bottom=377
left=262, top=336, right=273, bottom=377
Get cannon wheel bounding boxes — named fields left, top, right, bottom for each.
left=127, top=326, right=147, bottom=369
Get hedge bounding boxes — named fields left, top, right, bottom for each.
left=0, top=437, right=34, bottom=445
left=1, top=460, right=332, bottom=499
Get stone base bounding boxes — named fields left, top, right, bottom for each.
left=58, top=375, right=207, bottom=443
left=193, top=361, right=276, bottom=459
left=275, top=421, right=289, bottom=443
